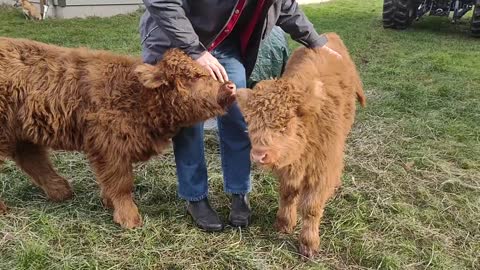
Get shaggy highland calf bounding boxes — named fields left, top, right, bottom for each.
left=0, top=37, right=236, bottom=228
left=17, top=0, right=42, bottom=20
left=237, top=33, right=366, bottom=258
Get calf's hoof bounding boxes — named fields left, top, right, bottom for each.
left=45, top=182, right=73, bottom=202
left=299, top=242, right=318, bottom=260
left=113, top=207, right=143, bottom=229
left=274, top=217, right=296, bottom=234
left=0, top=201, right=8, bottom=214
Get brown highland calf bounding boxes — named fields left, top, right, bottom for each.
left=18, top=0, right=42, bottom=20
left=236, top=33, right=366, bottom=258
left=0, top=37, right=236, bottom=228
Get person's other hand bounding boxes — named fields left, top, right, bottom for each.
left=320, top=45, right=342, bottom=59
left=196, top=51, right=229, bottom=83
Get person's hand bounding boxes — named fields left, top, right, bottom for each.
left=196, top=51, right=229, bottom=83
left=320, top=45, right=342, bottom=59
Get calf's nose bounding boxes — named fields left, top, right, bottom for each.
left=251, top=149, right=268, bottom=164
left=225, top=82, right=236, bottom=91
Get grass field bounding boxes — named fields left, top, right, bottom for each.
left=1, top=0, right=479, bottom=269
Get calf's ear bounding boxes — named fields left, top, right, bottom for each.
left=236, top=88, right=252, bottom=110
left=296, top=80, right=325, bottom=116
left=134, top=63, right=167, bottom=89
left=163, top=49, right=210, bottom=78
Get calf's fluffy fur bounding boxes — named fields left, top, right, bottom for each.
left=237, top=33, right=366, bottom=258
left=17, top=0, right=42, bottom=20
left=0, top=37, right=235, bottom=228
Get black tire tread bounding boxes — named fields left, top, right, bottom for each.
left=383, top=0, right=417, bottom=29
left=471, top=4, right=480, bottom=37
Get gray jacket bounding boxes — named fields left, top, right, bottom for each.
left=139, top=0, right=327, bottom=77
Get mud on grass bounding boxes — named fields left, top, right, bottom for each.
left=1, top=0, right=480, bottom=269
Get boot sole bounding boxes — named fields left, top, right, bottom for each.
left=186, top=209, right=224, bottom=232
left=229, top=215, right=252, bottom=228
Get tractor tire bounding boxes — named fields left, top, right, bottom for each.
left=383, top=0, right=418, bottom=29
left=471, top=3, right=480, bottom=37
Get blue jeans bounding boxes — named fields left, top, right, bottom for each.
left=169, top=42, right=251, bottom=201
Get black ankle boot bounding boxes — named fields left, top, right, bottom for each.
left=229, top=194, right=252, bottom=227
left=186, top=198, right=224, bottom=232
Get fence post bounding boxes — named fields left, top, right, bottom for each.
left=40, top=0, right=50, bottom=19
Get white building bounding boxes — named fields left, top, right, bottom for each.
left=2, top=0, right=145, bottom=19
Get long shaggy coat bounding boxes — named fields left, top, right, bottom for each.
left=0, top=37, right=236, bottom=227
left=237, top=33, right=366, bottom=258
left=18, top=0, right=42, bottom=20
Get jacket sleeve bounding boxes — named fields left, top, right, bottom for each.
left=276, top=0, right=328, bottom=48
left=143, top=0, right=206, bottom=59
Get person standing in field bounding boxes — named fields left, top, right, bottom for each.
left=139, top=0, right=341, bottom=231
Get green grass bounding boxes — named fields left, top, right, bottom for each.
left=1, top=0, right=479, bottom=269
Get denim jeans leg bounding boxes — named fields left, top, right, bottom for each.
left=142, top=47, right=209, bottom=202
left=212, top=45, right=252, bottom=195
left=172, top=123, right=209, bottom=201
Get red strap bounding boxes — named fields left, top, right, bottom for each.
left=240, top=0, right=266, bottom=56
left=208, top=0, right=247, bottom=52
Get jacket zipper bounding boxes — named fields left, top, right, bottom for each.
left=141, top=25, right=159, bottom=45
left=205, top=0, right=240, bottom=49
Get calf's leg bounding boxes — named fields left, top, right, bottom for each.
left=0, top=141, right=10, bottom=213
left=0, top=200, right=7, bottom=214
left=88, top=155, right=142, bottom=229
left=298, top=177, right=339, bottom=259
left=275, top=170, right=303, bottom=234
left=14, top=142, right=73, bottom=202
